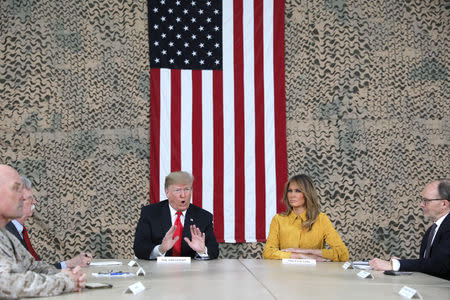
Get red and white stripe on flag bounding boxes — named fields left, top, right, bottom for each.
left=149, top=0, right=287, bottom=243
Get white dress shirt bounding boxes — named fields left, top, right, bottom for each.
left=150, top=204, right=208, bottom=259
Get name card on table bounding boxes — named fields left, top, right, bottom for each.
left=136, top=267, right=146, bottom=276
left=90, top=261, right=122, bottom=266
left=342, top=262, right=352, bottom=270
left=352, top=261, right=371, bottom=270
left=125, top=281, right=145, bottom=295
left=282, top=258, right=316, bottom=265
left=357, top=270, right=374, bottom=279
left=399, top=286, right=421, bottom=299
left=157, top=257, right=191, bottom=264
left=128, top=260, right=139, bottom=267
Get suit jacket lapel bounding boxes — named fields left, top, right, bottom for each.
left=6, top=222, right=27, bottom=250
left=421, top=214, right=450, bottom=257
left=430, top=213, right=450, bottom=252
left=183, top=205, right=194, bottom=236
left=161, top=200, right=172, bottom=238
left=180, top=205, right=195, bottom=254
left=419, top=225, right=432, bottom=258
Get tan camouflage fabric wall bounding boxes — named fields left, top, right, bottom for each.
left=1, top=1, right=448, bottom=261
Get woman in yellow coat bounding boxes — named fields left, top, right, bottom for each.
left=263, top=174, right=349, bottom=261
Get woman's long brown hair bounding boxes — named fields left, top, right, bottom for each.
left=281, top=174, right=320, bottom=231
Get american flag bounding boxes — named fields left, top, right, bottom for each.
left=148, top=0, right=286, bottom=243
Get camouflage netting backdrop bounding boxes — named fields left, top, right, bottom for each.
left=1, top=0, right=448, bottom=261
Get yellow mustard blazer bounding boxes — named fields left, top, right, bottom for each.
left=263, top=210, right=349, bottom=261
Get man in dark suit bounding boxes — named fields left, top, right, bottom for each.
left=370, top=179, right=450, bottom=280
left=6, top=176, right=93, bottom=269
left=134, top=171, right=219, bottom=259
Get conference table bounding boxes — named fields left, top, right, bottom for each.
left=39, top=259, right=449, bottom=300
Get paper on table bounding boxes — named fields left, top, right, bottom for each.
left=92, top=272, right=135, bottom=278
left=352, top=261, right=372, bottom=270
left=352, top=260, right=369, bottom=265
left=90, top=261, right=123, bottom=266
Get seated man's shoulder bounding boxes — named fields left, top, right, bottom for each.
left=189, top=204, right=213, bottom=217
left=139, top=201, right=168, bottom=217
left=443, top=214, right=450, bottom=227
left=143, top=200, right=167, bottom=209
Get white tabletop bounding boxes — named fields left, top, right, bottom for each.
left=37, top=259, right=449, bottom=300
left=239, top=259, right=449, bottom=299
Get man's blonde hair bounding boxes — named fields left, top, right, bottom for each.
left=164, top=171, right=194, bottom=190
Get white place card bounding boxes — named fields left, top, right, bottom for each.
left=399, top=286, right=420, bottom=299
left=353, top=264, right=371, bottom=270
left=125, top=281, right=145, bottom=295
left=282, top=258, right=316, bottom=265
left=89, top=261, right=122, bottom=266
left=157, top=257, right=191, bottom=264
left=352, top=261, right=371, bottom=270
left=357, top=270, right=373, bottom=279
left=136, top=267, right=146, bottom=276
left=342, top=262, right=352, bottom=270
left=128, top=260, right=138, bottom=267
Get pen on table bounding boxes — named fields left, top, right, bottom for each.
left=110, top=272, right=131, bottom=275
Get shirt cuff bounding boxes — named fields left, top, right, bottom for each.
left=196, top=247, right=209, bottom=258
left=60, top=261, right=67, bottom=269
left=391, top=258, right=400, bottom=271
left=150, top=245, right=166, bottom=259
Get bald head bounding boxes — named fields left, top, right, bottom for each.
left=423, top=181, right=440, bottom=194
left=0, top=165, right=19, bottom=186
left=0, top=165, right=26, bottom=227
left=423, top=180, right=450, bottom=199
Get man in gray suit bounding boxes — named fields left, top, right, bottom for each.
left=0, top=164, right=86, bottom=298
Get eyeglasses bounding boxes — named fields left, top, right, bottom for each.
left=420, top=197, right=445, bottom=205
left=171, top=187, right=192, bottom=195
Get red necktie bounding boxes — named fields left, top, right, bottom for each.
left=22, top=226, right=40, bottom=261
left=172, top=212, right=183, bottom=256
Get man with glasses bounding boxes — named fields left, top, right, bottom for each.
left=370, top=179, right=450, bottom=280
left=6, top=176, right=93, bottom=269
left=134, top=171, right=219, bottom=259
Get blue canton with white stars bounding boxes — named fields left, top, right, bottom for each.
left=149, top=0, right=222, bottom=70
